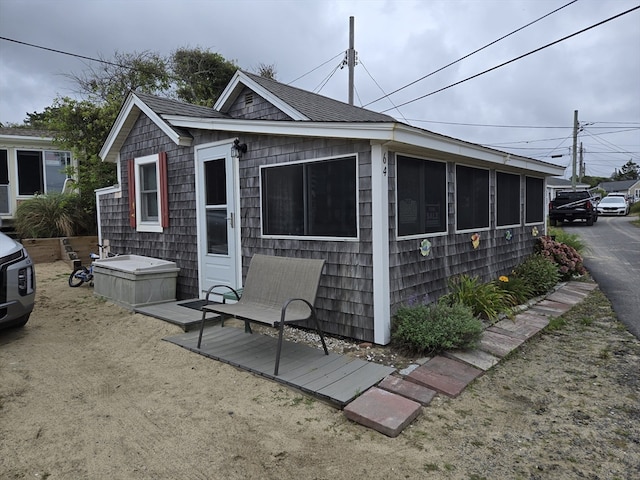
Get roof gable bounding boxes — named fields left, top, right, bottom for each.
left=215, top=70, right=396, bottom=123
left=100, top=92, right=229, bottom=162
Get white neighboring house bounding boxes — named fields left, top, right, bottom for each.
left=546, top=177, right=590, bottom=210
left=598, top=179, right=640, bottom=205
left=0, top=128, right=76, bottom=223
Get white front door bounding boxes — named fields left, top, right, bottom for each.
left=195, top=141, right=241, bottom=297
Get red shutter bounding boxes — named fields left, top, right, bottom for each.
left=127, top=159, right=136, bottom=228
left=159, top=152, right=169, bottom=228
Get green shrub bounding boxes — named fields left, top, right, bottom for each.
left=547, top=228, right=585, bottom=253
left=440, top=274, right=514, bottom=321
left=495, top=275, right=535, bottom=306
left=392, top=301, right=483, bottom=355
left=14, top=193, right=94, bottom=238
left=513, top=254, right=560, bottom=296
left=535, top=236, right=586, bottom=281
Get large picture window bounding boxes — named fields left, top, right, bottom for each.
left=396, top=155, right=447, bottom=236
left=261, top=156, right=357, bottom=238
left=525, top=176, right=544, bottom=224
left=456, top=165, right=489, bottom=231
left=496, top=172, right=521, bottom=227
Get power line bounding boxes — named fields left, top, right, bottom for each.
left=0, top=36, right=129, bottom=69
left=364, top=0, right=578, bottom=108
left=286, top=51, right=345, bottom=86
left=359, top=59, right=409, bottom=123
left=379, top=5, right=640, bottom=113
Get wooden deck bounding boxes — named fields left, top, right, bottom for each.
left=163, top=324, right=395, bottom=407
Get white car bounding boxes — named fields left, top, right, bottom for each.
left=0, top=230, right=36, bottom=329
left=597, top=196, right=629, bottom=216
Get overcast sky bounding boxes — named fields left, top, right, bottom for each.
left=1, top=0, right=639, bottom=178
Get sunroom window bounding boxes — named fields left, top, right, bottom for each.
left=16, top=150, right=71, bottom=196
left=456, top=165, right=489, bottom=231
left=261, top=156, right=357, bottom=238
left=396, top=155, right=447, bottom=236
left=525, top=176, right=544, bottom=224
left=496, top=171, right=521, bottom=227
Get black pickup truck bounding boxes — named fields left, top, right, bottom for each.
left=548, top=191, right=598, bottom=226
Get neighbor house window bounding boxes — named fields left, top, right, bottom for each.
left=16, top=149, right=71, bottom=196
left=129, top=153, right=169, bottom=232
left=396, top=155, right=447, bottom=236
left=456, top=165, right=489, bottom=231
left=0, top=149, right=8, bottom=214
left=496, top=172, right=521, bottom=227
left=525, top=176, right=544, bottom=224
left=261, top=156, right=357, bottom=237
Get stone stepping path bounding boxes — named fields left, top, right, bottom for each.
left=342, top=281, right=598, bottom=437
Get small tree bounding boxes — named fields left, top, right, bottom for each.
left=612, top=160, right=639, bottom=180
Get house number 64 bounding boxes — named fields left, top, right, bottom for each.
left=382, top=152, right=387, bottom=177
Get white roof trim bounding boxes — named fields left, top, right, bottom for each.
left=0, top=133, right=54, bottom=143
left=214, top=71, right=309, bottom=121
left=99, top=92, right=193, bottom=163
left=164, top=115, right=564, bottom=175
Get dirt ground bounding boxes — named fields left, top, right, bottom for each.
left=1, top=261, right=639, bottom=480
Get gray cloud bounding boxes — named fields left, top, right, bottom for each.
left=1, top=0, right=638, bottom=178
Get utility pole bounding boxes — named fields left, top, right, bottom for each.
left=347, top=16, right=356, bottom=105
left=579, top=142, right=584, bottom=182
left=571, top=110, right=578, bottom=191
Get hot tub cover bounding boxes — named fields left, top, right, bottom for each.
left=94, top=255, right=179, bottom=274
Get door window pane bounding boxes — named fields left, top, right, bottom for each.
left=205, top=159, right=226, bottom=206
left=206, top=209, right=228, bottom=254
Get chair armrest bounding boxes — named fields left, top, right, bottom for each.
left=204, top=284, right=241, bottom=303
left=279, top=297, right=313, bottom=324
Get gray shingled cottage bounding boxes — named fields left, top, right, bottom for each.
left=97, top=70, right=564, bottom=344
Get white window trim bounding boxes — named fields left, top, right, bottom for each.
left=495, top=170, right=522, bottom=229
left=454, top=164, right=491, bottom=234
left=524, top=175, right=545, bottom=226
left=395, top=154, right=448, bottom=239
left=134, top=153, right=163, bottom=233
left=259, top=153, right=360, bottom=241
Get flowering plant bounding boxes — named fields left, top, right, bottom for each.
left=535, top=235, right=586, bottom=280
left=499, top=275, right=509, bottom=283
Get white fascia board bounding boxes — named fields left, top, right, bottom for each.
left=166, top=116, right=395, bottom=139
left=214, top=71, right=309, bottom=120
left=165, top=116, right=564, bottom=176
left=99, top=93, right=192, bottom=163
left=0, top=134, right=54, bottom=146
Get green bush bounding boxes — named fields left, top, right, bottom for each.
left=495, top=275, right=535, bottom=306
left=391, top=301, right=483, bottom=355
left=440, top=274, right=514, bottom=322
left=513, top=254, right=560, bottom=296
left=535, top=236, right=586, bottom=281
left=14, top=193, right=94, bottom=238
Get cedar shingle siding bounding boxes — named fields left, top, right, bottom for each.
left=98, top=71, right=558, bottom=344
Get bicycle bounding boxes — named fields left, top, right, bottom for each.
left=68, top=244, right=118, bottom=287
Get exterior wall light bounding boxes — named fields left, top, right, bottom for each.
left=231, top=138, right=247, bottom=159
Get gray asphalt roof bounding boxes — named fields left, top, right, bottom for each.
left=241, top=71, right=396, bottom=123
left=134, top=91, right=229, bottom=119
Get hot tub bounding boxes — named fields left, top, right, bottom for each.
left=93, top=255, right=180, bottom=310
